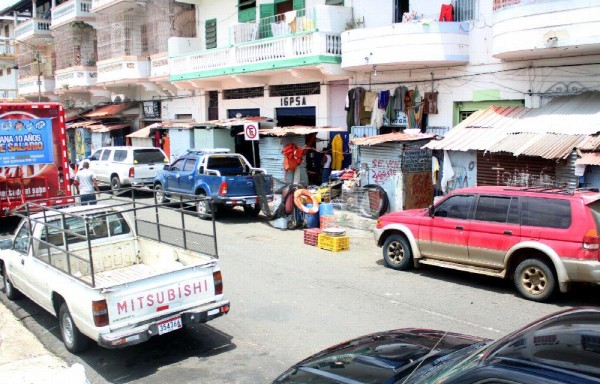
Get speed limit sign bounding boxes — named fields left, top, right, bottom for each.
left=244, top=123, right=259, bottom=141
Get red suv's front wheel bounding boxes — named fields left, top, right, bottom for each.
left=382, top=234, right=413, bottom=270
left=514, top=259, right=556, bottom=302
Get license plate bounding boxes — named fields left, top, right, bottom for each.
left=157, top=316, right=183, bottom=335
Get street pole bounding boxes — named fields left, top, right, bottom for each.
left=37, top=71, right=41, bottom=102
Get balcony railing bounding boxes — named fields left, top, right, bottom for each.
left=51, top=0, right=94, bottom=29
left=170, top=32, right=341, bottom=79
left=15, top=18, right=52, bottom=41
left=96, top=56, right=150, bottom=83
left=0, top=40, right=17, bottom=58
left=150, top=53, right=169, bottom=78
left=232, top=7, right=315, bottom=44
left=55, top=67, right=97, bottom=89
left=17, top=76, right=55, bottom=96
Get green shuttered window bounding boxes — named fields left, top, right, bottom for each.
left=205, top=18, right=217, bottom=49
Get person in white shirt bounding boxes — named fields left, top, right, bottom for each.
left=74, top=161, right=99, bottom=205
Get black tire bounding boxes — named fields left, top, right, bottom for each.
left=110, top=176, right=121, bottom=195
left=155, top=184, right=168, bottom=204
left=244, top=204, right=261, bottom=217
left=59, top=303, right=89, bottom=354
left=196, top=191, right=213, bottom=220
left=382, top=234, right=413, bottom=270
left=3, top=265, right=21, bottom=300
left=514, top=259, right=556, bottom=302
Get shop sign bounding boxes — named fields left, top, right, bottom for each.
left=280, top=96, right=307, bottom=107
left=143, top=101, right=161, bottom=119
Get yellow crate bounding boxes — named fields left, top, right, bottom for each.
left=318, top=233, right=350, bottom=252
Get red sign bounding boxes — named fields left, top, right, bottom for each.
left=244, top=123, right=258, bottom=141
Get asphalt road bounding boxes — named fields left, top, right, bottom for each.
left=1, top=198, right=599, bottom=383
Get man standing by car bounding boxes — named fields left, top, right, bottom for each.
left=74, top=161, right=99, bottom=205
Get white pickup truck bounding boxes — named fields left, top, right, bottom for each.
left=0, top=197, right=230, bottom=353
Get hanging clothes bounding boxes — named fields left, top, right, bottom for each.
left=385, top=94, right=396, bottom=124
left=439, top=4, right=454, bottom=21
left=393, top=86, right=408, bottom=112
left=345, top=89, right=355, bottom=129
left=370, top=94, right=384, bottom=129
left=364, top=92, right=377, bottom=112
left=378, top=90, right=390, bottom=110
left=331, top=134, right=344, bottom=170
left=353, top=87, right=366, bottom=127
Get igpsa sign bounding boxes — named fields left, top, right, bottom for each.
left=0, top=118, right=54, bottom=167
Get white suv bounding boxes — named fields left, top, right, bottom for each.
left=85, top=146, right=169, bottom=193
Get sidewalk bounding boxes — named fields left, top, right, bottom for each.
left=0, top=302, right=88, bottom=384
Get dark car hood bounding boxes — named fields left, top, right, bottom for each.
left=273, top=329, right=488, bottom=384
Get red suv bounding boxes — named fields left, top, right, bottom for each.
left=374, top=186, right=600, bottom=302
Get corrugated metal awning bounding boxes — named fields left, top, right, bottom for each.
left=84, top=103, right=138, bottom=118
left=257, top=126, right=344, bottom=137
left=488, top=133, right=584, bottom=160
left=352, top=132, right=435, bottom=146
left=576, top=152, right=600, bottom=166
left=197, top=116, right=274, bottom=127
left=88, top=122, right=130, bottom=133
left=425, top=92, right=600, bottom=159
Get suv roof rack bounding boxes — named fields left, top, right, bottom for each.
left=187, top=148, right=231, bottom=154
left=502, top=187, right=573, bottom=195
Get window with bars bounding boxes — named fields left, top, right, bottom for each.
left=269, top=82, right=320, bottom=97
left=325, top=0, right=344, bottom=4
left=223, top=87, right=265, bottom=100
left=453, top=0, right=478, bottom=21
left=205, top=19, right=217, bottom=49
left=238, top=0, right=257, bottom=22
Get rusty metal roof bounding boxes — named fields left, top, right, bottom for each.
left=84, top=103, right=138, bottom=118
left=258, top=126, right=344, bottom=137
left=577, top=135, right=600, bottom=151
left=425, top=92, right=600, bottom=159
left=198, top=116, right=274, bottom=127
left=576, top=152, right=600, bottom=166
left=488, top=133, right=585, bottom=160
left=352, top=132, right=435, bottom=146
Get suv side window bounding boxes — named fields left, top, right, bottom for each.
left=89, top=150, right=102, bottom=161
left=434, top=195, right=474, bottom=220
left=474, top=196, right=512, bottom=223
left=113, top=150, right=128, bottom=162
left=521, top=197, right=571, bottom=229
left=101, top=149, right=112, bottom=161
left=183, top=158, right=196, bottom=172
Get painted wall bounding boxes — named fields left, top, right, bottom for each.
left=444, top=151, right=477, bottom=193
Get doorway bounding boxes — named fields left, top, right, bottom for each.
left=394, top=0, right=410, bottom=23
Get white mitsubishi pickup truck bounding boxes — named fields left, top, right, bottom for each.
left=0, top=196, right=230, bottom=353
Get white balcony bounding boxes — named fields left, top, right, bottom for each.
left=18, top=76, right=55, bottom=97
left=493, top=0, right=600, bottom=60
left=96, top=56, right=150, bottom=84
left=55, top=67, right=97, bottom=90
left=51, top=0, right=95, bottom=29
left=14, top=18, right=52, bottom=42
left=341, top=21, right=470, bottom=71
left=91, top=0, right=143, bottom=14
left=0, top=40, right=17, bottom=60
left=150, top=53, right=169, bottom=79
left=170, top=32, right=342, bottom=82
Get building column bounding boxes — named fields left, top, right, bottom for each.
left=32, top=0, right=37, bottom=18
left=51, top=0, right=56, bottom=8
left=13, top=11, right=18, bottom=27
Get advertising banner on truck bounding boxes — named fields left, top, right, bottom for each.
left=0, top=118, right=54, bottom=167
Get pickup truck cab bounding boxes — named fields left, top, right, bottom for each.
left=154, top=149, right=273, bottom=219
left=85, top=146, right=169, bottom=193
left=0, top=198, right=229, bottom=353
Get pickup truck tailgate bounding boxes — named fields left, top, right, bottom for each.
left=226, top=175, right=260, bottom=197
left=104, top=265, right=218, bottom=327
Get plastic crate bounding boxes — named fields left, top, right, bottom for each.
left=320, top=215, right=341, bottom=229
left=304, top=228, right=322, bottom=246
left=318, top=233, right=350, bottom=252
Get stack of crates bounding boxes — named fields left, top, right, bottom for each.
left=318, top=233, right=350, bottom=252
left=304, top=228, right=322, bottom=247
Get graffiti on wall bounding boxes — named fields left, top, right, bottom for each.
left=370, top=158, right=401, bottom=185
left=404, top=172, right=433, bottom=209
left=500, top=169, right=556, bottom=187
